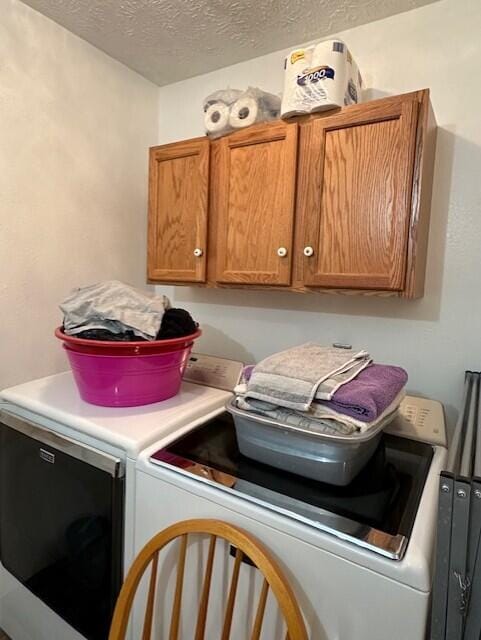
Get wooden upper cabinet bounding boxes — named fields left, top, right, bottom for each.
left=214, top=121, right=298, bottom=286
left=147, top=90, right=435, bottom=297
left=295, top=93, right=421, bottom=291
left=147, top=138, right=209, bottom=282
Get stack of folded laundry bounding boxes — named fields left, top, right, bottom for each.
left=59, top=280, right=198, bottom=341
left=234, top=343, right=407, bottom=437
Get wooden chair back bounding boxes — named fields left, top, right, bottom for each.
left=108, top=518, right=308, bottom=640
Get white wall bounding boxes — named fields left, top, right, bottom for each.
left=157, top=0, right=481, bottom=426
left=0, top=0, right=159, bottom=388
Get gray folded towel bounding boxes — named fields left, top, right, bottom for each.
left=245, top=343, right=371, bottom=411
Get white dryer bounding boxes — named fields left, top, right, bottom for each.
left=133, top=395, right=448, bottom=640
left=0, top=354, right=239, bottom=640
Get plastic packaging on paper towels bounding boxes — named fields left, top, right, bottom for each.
left=203, top=88, right=242, bottom=136
left=281, top=39, right=363, bottom=118
left=203, top=87, right=281, bottom=138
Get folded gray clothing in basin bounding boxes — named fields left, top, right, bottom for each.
left=60, top=280, right=171, bottom=341
left=235, top=396, right=399, bottom=437
left=245, top=343, right=371, bottom=411
left=236, top=396, right=357, bottom=436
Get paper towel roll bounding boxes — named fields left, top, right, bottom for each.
left=281, top=48, right=313, bottom=118
left=311, top=39, right=339, bottom=67
left=203, top=98, right=220, bottom=112
left=204, top=102, right=230, bottom=134
left=229, top=96, right=260, bottom=129
left=281, top=40, right=361, bottom=117
left=310, top=39, right=349, bottom=113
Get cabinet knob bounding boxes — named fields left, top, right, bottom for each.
left=193, top=248, right=203, bottom=257
left=303, top=246, right=314, bottom=257
left=277, top=247, right=288, bottom=258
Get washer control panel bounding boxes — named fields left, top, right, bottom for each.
left=386, top=395, right=447, bottom=447
left=184, top=353, right=244, bottom=392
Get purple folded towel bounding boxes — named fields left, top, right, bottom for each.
left=319, top=364, right=408, bottom=422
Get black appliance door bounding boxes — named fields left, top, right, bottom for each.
left=0, top=410, right=124, bottom=640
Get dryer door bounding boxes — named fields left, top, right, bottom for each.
left=0, top=411, right=124, bottom=640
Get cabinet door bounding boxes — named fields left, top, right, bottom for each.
left=215, top=122, right=298, bottom=285
left=148, top=138, right=209, bottom=282
left=297, top=96, right=419, bottom=290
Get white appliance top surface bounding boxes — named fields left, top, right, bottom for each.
left=0, top=371, right=231, bottom=457
left=135, top=393, right=447, bottom=591
left=137, top=435, right=446, bottom=592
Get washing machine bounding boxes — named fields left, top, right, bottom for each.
left=133, top=395, right=448, bottom=640
left=0, top=354, right=241, bottom=640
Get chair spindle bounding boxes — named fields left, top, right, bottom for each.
left=141, top=552, right=159, bottom=640
left=168, top=533, right=188, bottom=640
left=194, top=534, right=217, bottom=640
left=221, top=546, right=244, bottom=640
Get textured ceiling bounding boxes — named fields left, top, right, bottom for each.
left=21, top=0, right=436, bottom=86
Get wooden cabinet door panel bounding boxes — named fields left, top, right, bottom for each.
left=298, top=97, right=419, bottom=290
left=148, top=138, right=209, bottom=282
left=215, top=122, right=298, bottom=285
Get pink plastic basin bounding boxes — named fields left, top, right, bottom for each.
left=62, top=342, right=194, bottom=407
